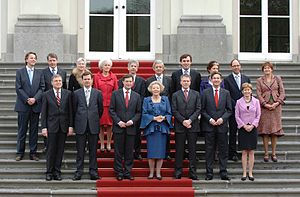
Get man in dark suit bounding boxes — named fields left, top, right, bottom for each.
left=14, top=52, right=45, bottom=161
left=171, top=54, right=201, bottom=93
left=145, top=60, right=173, bottom=159
left=172, top=74, right=201, bottom=180
left=224, top=59, right=250, bottom=161
left=42, top=53, right=67, bottom=151
left=110, top=74, right=142, bottom=181
left=118, top=60, right=145, bottom=161
left=41, top=74, right=73, bottom=181
left=72, top=71, right=103, bottom=181
left=42, top=53, right=67, bottom=91
left=201, top=72, right=232, bottom=181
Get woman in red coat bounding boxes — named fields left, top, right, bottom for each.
left=94, top=59, right=118, bottom=152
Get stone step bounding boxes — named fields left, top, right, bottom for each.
left=0, top=86, right=15, bottom=93
left=195, top=188, right=300, bottom=197
left=193, top=179, right=300, bottom=190
left=0, top=158, right=299, bottom=170
left=0, top=189, right=96, bottom=197
left=0, top=168, right=299, bottom=179
left=0, top=93, right=16, bottom=100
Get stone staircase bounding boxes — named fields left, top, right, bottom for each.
left=0, top=62, right=299, bottom=196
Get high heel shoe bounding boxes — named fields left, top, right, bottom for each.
left=241, top=176, right=247, bottom=181
left=100, top=146, right=105, bottom=153
left=147, top=175, right=154, bottom=179
left=248, top=176, right=255, bottom=181
left=263, top=154, right=269, bottom=162
left=156, top=175, right=162, bottom=180
left=106, top=144, right=111, bottom=152
left=271, top=155, right=278, bottom=162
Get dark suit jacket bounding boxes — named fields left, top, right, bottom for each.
left=145, top=75, right=173, bottom=100
left=73, top=88, right=103, bottom=134
left=201, top=87, right=232, bottom=132
left=42, top=67, right=67, bottom=91
left=171, top=69, right=201, bottom=93
left=224, top=74, right=250, bottom=106
left=118, top=76, right=146, bottom=97
left=14, top=67, right=45, bottom=113
left=109, top=89, right=141, bottom=135
left=41, top=89, right=73, bottom=133
left=172, top=89, right=201, bottom=133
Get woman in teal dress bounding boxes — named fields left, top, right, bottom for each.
left=140, top=81, right=173, bottom=180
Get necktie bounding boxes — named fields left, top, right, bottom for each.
left=214, top=89, right=219, bottom=108
left=125, top=91, right=129, bottom=108
left=184, top=89, right=188, bottom=101
left=52, top=69, right=56, bottom=75
left=85, top=89, right=90, bottom=106
left=184, top=70, right=188, bottom=75
left=56, top=91, right=60, bottom=106
left=235, top=75, right=240, bottom=89
left=157, top=76, right=161, bottom=83
left=28, top=69, right=33, bottom=85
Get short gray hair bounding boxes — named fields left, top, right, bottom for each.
left=152, top=60, right=165, bottom=69
left=147, top=81, right=165, bottom=94
left=99, top=59, right=113, bottom=69
left=127, top=59, right=139, bottom=68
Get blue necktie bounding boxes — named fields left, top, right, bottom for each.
left=28, top=69, right=33, bottom=85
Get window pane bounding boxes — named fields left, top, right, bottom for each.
left=240, top=0, right=261, bottom=15
left=89, top=16, right=113, bottom=52
left=268, top=0, right=289, bottom=16
left=127, top=16, right=150, bottom=51
left=240, top=17, right=262, bottom=52
left=90, top=0, right=113, bottom=14
left=268, top=18, right=290, bottom=52
left=127, top=0, right=150, bottom=14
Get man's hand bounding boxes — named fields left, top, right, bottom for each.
left=118, top=121, right=127, bottom=128
left=42, top=128, right=48, bottom=137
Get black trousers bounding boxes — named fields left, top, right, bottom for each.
left=46, top=129, right=67, bottom=175
left=205, top=129, right=228, bottom=177
left=228, top=113, right=238, bottom=157
left=114, top=132, right=135, bottom=177
left=174, top=131, right=198, bottom=177
left=75, top=124, right=99, bottom=175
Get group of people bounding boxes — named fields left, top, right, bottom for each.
left=14, top=52, right=286, bottom=182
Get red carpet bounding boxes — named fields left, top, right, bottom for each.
left=89, top=60, right=154, bottom=79
left=92, top=60, right=194, bottom=196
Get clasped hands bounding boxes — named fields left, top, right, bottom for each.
left=153, top=115, right=165, bottom=123
left=243, top=124, right=254, bottom=132
left=118, top=120, right=133, bottom=128
left=264, top=102, right=279, bottom=111
left=209, top=118, right=223, bottom=126
left=27, top=98, right=36, bottom=105
left=182, top=119, right=192, bottom=128
left=41, top=127, right=74, bottom=138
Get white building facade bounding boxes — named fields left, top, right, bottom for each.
left=0, top=0, right=299, bottom=63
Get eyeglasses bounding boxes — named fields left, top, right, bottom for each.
left=231, top=64, right=240, bottom=68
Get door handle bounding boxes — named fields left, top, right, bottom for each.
left=122, top=5, right=125, bottom=9
left=115, top=6, right=118, bottom=9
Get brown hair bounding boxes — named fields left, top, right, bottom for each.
left=207, top=61, right=219, bottom=73
left=261, top=61, right=274, bottom=71
left=47, top=53, right=58, bottom=60
left=179, top=54, right=192, bottom=62
left=242, top=82, right=253, bottom=90
left=81, top=70, right=93, bottom=79
left=24, top=52, right=37, bottom=64
left=210, top=71, right=222, bottom=79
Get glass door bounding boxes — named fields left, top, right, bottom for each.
left=86, top=0, right=154, bottom=60
left=238, top=0, right=291, bottom=61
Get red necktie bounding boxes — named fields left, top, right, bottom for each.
left=125, top=91, right=129, bottom=108
left=56, top=91, right=60, bottom=106
left=184, top=89, right=188, bottom=101
left=214, top=89, right=218, bottom=108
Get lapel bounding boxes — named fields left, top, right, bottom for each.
left=229, top=74, right=240, bottom=90
left=80, top=88, right=88, bottom=107
left=118, top=89, right=126, bottom=108
left=208, top=88, right=218, bottom=110
left=49, top=90, right=59, bottom=108
left=262, top=76, right=276, bottom=89
left=180, top=90, right=189, bottom=103
left=23, top=67, right=31, bottom=86
left=60, top=89, right=66, bottom=107
left=218, top=88, right=224, bottom=107
left=31, top=68, right=38, bottom=89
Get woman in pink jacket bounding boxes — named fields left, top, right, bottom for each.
left=235, top=83, right=261, bottom=181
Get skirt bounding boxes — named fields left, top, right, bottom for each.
left=238, top=127, right=258, bottom=150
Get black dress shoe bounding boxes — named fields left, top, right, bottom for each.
left=53, top=174, right=62, bottom=181
left=116, top=176, right=123, bottom=181
left=174, top=175, right=182, bottom=179
left=46, top=174, right=53, bottom=181
left=30, top=154, right=39, bottom=161
left=189, top=175, right=199, bottom=180
left=221, top=175, right=231, bottom=181
left=147, top=175, right=154, bottom=179
left=156, top=176, right=162, bottom=180
left=124, top=175, right=134, bottom=180
left=166, top=155, right=172, bottom=160
left=241, top=176, right=247, bottom=181
left=229, top=155, right=238, bottom=162
left=15, top=155, right=23, bottom=161
left=72, top=174, right=82, bottom=181
left=205, top=175, right=213, bottom=181
left=134, top=154, right=143, bottom=161
left=90, top=174, right=100, bottom=180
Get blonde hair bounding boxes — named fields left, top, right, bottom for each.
left=76, top=57, right=86, bottom=65
left=147, top=81, right=165, bottom=93
left=242, top=82, right=253, bottom=90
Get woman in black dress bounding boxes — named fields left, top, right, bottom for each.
left=68, top=57, right=90, bottom=91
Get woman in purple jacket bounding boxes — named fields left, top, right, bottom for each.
left=235, top=83, right=261, bottom=181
